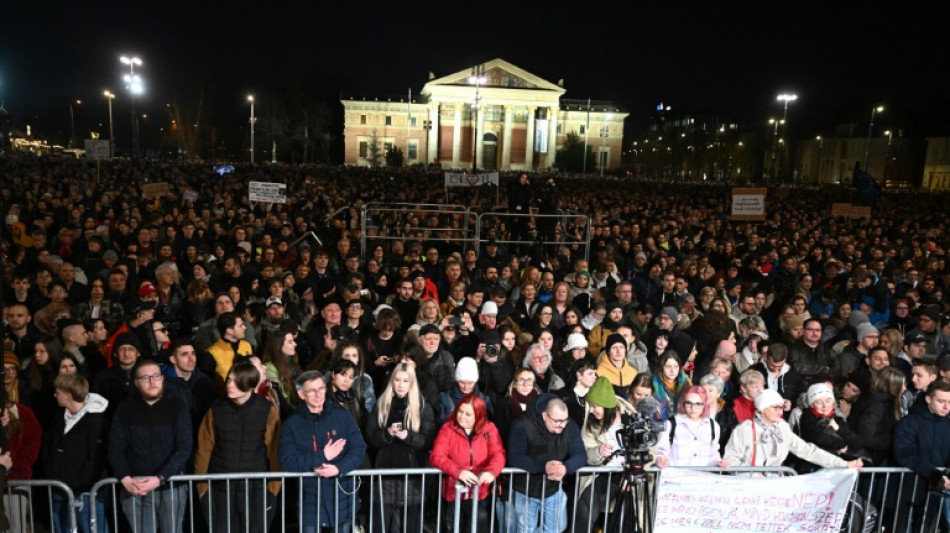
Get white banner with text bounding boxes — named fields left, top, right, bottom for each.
left=654, top=468, right=857, bottom=533
left=443, top=172, right=500, bottom=187
left=248, top=181, right=287, bottom=204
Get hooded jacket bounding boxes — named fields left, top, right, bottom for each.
left=506, top=393, right=586, bottom=498
left=893, top=399, right=950, bottom=505
left=42, top=393, right=109, bottom=491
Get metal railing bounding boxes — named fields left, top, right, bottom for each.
left=22, top=466, right=950, bottom=533
left=474, top=211, right=592, bottom=263
left=360, top=202, right=474, bottom=258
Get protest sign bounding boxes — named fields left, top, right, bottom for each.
left=249, top=181, right=287, bottom=204
left=654, top=468, right=857, bottom=533
left=731, top=188, right=767, bottom=220
left=443, top=172, right=500, bottom=187
left=142, top=182, right=172, bottom=199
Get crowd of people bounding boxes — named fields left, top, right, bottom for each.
left=3, top=152, right=950, bottom=531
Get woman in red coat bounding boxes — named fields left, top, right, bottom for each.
left=429, top=393, right=506, bottom=533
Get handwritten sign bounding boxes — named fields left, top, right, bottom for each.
left=731, top=188, right=767, bottom=220
left=142, top=182, right=172, bottom=199
left=654, top=468, right=856, bottom=533
left=444, top=172, right=500, bottom=187
left=248, top=181, right=287, bottom=204
left=830, top=203, right=872, bottom=219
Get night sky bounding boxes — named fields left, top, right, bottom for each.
left=3, top=1, right=948, bottom=150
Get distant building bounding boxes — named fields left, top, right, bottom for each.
left=797, top=134, right=924, bottom=186
left=340, top=58, right=627, bottom=171
left=923, top=137, right=950, bottom=191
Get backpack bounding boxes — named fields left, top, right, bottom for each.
left=668, top=416, right=715, bottom=445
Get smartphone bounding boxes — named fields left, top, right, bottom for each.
left=449, top=316, right=465, bottom=326
left=391, top=422, right=403, bottom=431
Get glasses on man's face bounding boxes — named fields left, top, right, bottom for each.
left=136, top=374, right=163, bottom=383
left=682, top=401, right=704, bottom=409
left=546, top=415, right=569, bottom=426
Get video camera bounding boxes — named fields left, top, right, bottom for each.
left=608, top=398, right=665, bottom=483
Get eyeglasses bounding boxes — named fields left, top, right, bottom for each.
left=302, top=388, right=325, bottom=396
left=515, top=378, right=535, bottom=385
left=153, top=327, right=168, bottom=333
left=136, top=374, right=163, bottom=383
left=540, top=311, right=553, bottom=316
left=682, top=401, right=704, bottom=409
left=546, top=416, right=570, bottom=426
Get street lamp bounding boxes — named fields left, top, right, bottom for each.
left=247, top=95, right=256, bottom=164
left=600, top=112, right=611, bottom=177
left=863, top=105, right=884, bottom=171
left=469, top=64, right=486, bottom=172
left=883, top=130, right=893, bottom=182
left=815, top=136, right=823, bottom=184
left=69, top=99, right=82, bottom=148
left=120, top=56, right=143, bottom=156
left=103, top=91, right=116, bottom=158
left=767, top=118, right=784, bottom=182
left=776, top=94, right=797, bottom=183
left=422, top=119, right=432, bottom=167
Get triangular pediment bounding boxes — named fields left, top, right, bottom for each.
left=424, top=58, right=565, bottom=94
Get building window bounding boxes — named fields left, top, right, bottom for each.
left=580, top=125, right=586, bottom=134
left=384, top=142, right=393, bottom=153
left=359, top=141, right=368, bottom=158
left=408, top=141, right=418, bottom=160
left=410, top=117, right=417, bottom=127
left=360, top=115, right=367, bottom=125
left=385, top=116, right=392, bottom=126
left=557, top=124, right=562, bottom=134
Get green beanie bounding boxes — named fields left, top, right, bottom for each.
left=586, top=377, right=617, bottom=409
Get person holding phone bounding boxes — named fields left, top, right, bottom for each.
left=365, top=364, right=436, bottom=532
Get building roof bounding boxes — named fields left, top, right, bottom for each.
left=560, top=99, right=627, bottom=113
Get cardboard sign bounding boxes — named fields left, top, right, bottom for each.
left=142, top=182, right=172, bottom=199
left=830, top=203, right=872, bottom=219
left=731, top=188, right=767, bottom=220
left=249, top=181, right=287, bottom=204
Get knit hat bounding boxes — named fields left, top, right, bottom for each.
left=921, top=305, right=941, bottom=323
left=419, top=324, right=441, bottom=337
left=3, top=350, right=18, bottom=369
left=754, top=389, right=784, bottom=411
left=586, top=377, right=617, bottom=409
left=806, top=383, right=835, bottom=406
left=938, top=352, right=950, bottom=372
left=138, top=282, right=158, bottom=298
left=563, top=333, right=589, bottom=352
left=781, top=314, right=804, bottom=331
left=849, top=310, right=870, bottom=329
left=605, top=333, right=627, bottom=355
left=661, top=307, right=679, bottom=322
left=481, top=301, right=498, bottom=315
left=113, top=332, right=143, bottom=354
left=455, top=357, right=479, bottom=382
left=856, top=323, right=879, bottom=342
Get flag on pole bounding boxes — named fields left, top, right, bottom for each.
left=852, top=161, right=882, bottom=201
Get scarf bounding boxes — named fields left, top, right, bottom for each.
left=508, top=389, right=539, bottom=417
left=809, top=407, right=835, bottom=419
left=753, top=415, right=784, bottom=458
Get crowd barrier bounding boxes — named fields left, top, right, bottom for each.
left=6, top=466, right=950, bottom=532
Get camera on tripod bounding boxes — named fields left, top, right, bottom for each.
left=607, top=411, right=661, bottom=483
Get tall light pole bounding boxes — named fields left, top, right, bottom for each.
left=247, top=95, right=256, bottom=164
left=883, top=130, right=893, bottom=182
left=69, top=99, right=82, bottom=148
left=776, top=93, right=797, bottom=183
left=600, top=112, right=611, bottom=177
left=863, top=105, right=884, bottom=171
left=469, top=64, right=485, bottom=173
left=767, top=118, right=783, bottom=182
left=815, top=136, right=823, bottom=184
left=422, top=119, right=432, bottom=166
left=120, top=56, right=143, bottom=157
left=103, top=91, right=115, bottom=159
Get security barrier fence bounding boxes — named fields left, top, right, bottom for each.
left=4, top=467, right=948, bottom=532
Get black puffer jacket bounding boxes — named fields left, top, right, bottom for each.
left=847, top=389, right=899, bottom=465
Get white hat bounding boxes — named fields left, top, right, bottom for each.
left=806, top=383, right=835, bottom=406
left=753, top=389, right=784, bottom=411
left=372, top=304, right=393, bottom=318
left=481, top=301, right=498, bottom=315
left=455, top=357, right=479, bottom=382
left=563, top=333, right=589, bottom=352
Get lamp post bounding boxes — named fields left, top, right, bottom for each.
left=767, top=118, right=783, bottom=183
left=68, top=99, right=82, bottom=148
left=422, top=119, right=432, bottom=166
left=120, top=56, right=143, bottom=156
left=600, top=112, right=611, bottom=177
left=247, top=95, right=256, bottom=164
left=469, top=64, right=485, bottom=172
left=863, top=105, right=884, bottom=171
left=815, top=136, right=823, bottom=184
left=103, top=91, right=115, bottom=159
left=883, top=130, right=893, bottom=182
left=776, top=94, right=797, bottom=183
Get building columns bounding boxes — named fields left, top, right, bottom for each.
left=475, top=105, right=485, bottom=169
left=427, top=103, right=439, bottom=164
left=452, top=105, right=461, bottom=167
left=502, top=105, right=512, bottom=169
left=525, top=106, right=536, bottom=170
left=547, top=106, right=558, bottom=168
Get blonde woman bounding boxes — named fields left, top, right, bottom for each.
left=365, top=364, right=437, bottom=532
left=416, top=298, right=443, bottom=327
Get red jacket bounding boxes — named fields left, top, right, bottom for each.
left=733, top=395, right=756, bottom=424
left=7, top=403, right=43, bottom=480
left=429, top=420, right=506, bottom=501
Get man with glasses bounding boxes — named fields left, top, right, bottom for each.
left=507, top=395, right=585, bottom=533
left=108, top=357, right=192, bottom=532
left=788, top=318, right=834, bottom=380
left=280, top=371, right=366, bottom=533
left=750, top=343, right=805, bottom=418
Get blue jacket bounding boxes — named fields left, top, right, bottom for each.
left=893, top=399, right=950, bottom=499
left=279, top=400, right=367, bottom=528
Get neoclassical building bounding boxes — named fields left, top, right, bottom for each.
left=341, top=58, right=628, bottom=170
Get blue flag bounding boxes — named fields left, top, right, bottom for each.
left=852, top=162, right=882, bottom=201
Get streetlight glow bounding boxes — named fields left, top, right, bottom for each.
left=120, top=55, right=144, bottom=155
left=776, top=93, right=798, bottom=103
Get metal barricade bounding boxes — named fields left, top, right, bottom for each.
left=360, top=202, right=474, bottom=258
left=475, top=211, right=592, bottom=263
left=845, top=467, right=950, bottom=533
left=5, top=479, right=79, bottom=533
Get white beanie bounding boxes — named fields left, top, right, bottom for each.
left=481, top=301, right=498, bottom=315
left=563, top=333, right=589, bottom=352
left=455, top=357, right=479, bottom=382
left=806, top=383, right=835, bottom=406
left=753, top=389, right=784, bottom=411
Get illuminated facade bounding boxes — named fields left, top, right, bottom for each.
left=341, top=58, right=627, bottom=170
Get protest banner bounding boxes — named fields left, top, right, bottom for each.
left=142, top=182, right=172, bottom=199
left=249, top=181, right=287, bottom=204
left=654, top=468, right=857, bottom=533
left=731, top=188, right=767, bottom=220
left=443, top=172, right=500, bottom=187
left=830, top=203, right=872, bottom=219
